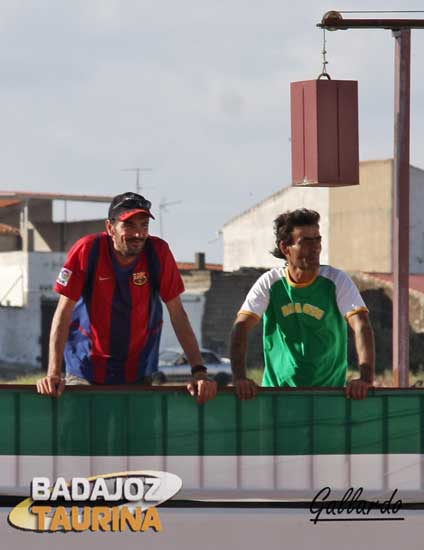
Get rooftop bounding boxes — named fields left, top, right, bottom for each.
left=177, top=262, right=223, bottom=271
left=0, top=191, right=113, bottom=205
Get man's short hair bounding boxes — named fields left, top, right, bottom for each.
left=272, top=209, right=320, bottom=259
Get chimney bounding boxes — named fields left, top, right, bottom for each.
left=194, top=252, right=205, bottom=270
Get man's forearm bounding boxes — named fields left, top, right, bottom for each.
left=354, top=321, right=375, bottom=384
left=47, top=306, right=73, bottom=377
left=230, top=323, right=249, bottom=380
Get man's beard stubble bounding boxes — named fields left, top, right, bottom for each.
left=120, top=238, right=146, bottom=258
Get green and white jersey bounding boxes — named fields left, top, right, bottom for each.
left=239, top=265, right=368, bottom=388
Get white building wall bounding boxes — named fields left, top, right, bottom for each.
left=222, top=186, right=330, bottom=271
left=0, top=296, right=40, bottom=365
left=0, top=252, right=66, bottom=366
left=27, top=252, right=67, bottom=302
left=0, top=252, right=26, bottom=307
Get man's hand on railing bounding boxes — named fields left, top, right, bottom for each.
left=234, top=377, right=259, bottom=400
left=345, top=378, right=372, bottom=400
left=36, top=375, right=65, bottom=397
left=187, top=375, right=218, bottom=404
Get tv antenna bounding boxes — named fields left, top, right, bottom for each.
left=159, top=198, right=181, bottom=238
left=122, top=167, right=152, bottom=194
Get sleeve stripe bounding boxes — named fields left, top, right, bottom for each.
left=238, top=310, right=262, bottom=321
left=345, top=306, right=369, bottom=319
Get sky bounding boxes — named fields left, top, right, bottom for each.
left=1, top=1, right=424, bottom=263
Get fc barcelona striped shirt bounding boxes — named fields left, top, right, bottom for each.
left=54, top=233, right=184, bottom=384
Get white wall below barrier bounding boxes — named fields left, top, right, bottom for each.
left=0, top=454, right=423, bottom=502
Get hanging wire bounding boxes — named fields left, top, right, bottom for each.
left=318, top=28, right=331, bottom=79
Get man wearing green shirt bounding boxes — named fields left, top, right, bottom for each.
left=230, top=209, right=375, bottom=400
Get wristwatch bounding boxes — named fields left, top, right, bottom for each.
left=191, top=365, right=207, bottom=376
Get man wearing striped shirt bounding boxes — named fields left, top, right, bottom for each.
left=37, top=192, right=217, bottom=404
left=230, top=209, right=375, bottom=400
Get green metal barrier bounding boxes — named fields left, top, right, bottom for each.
left=0, top=386, right=422, bottom=457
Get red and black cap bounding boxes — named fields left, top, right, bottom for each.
left=108, top=192, right=155, bottom=221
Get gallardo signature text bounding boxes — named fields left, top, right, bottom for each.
left=310, top=487, right=403, bottom=524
